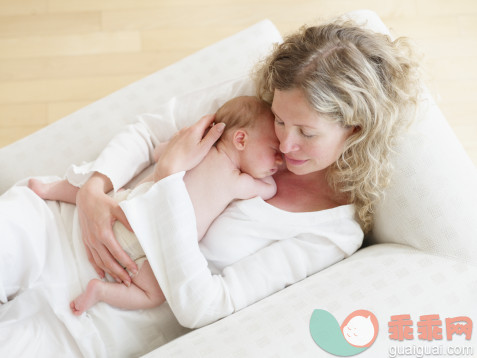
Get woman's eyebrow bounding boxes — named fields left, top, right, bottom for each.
left=271, top=108, right=318, bottom=130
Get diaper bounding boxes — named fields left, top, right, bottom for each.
left=112, top=181, right=154, bottom=275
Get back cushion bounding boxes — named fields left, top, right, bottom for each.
left=346, top=11, right=477, bottom=264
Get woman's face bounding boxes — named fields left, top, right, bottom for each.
left=271, top=88, right=354, bottom=176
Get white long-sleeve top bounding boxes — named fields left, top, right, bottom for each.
left=199, top=196, right=361, bottom=275
left=65, top=79, right=364, bottom=328
left=119, top=173, right=363, bottom=328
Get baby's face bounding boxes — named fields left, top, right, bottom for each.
left=241, top=114, right=282, bottom=178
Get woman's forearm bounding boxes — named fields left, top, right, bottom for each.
left=120, top=173, right=234, bottom=327
left=76, top=170, right=137, bottom=284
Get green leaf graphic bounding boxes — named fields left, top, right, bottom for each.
left=310, top=309, right=368, bottom=357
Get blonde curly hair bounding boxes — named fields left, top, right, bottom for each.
left=254, top=19, right=421, bottom=233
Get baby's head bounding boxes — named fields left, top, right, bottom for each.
left=216, top=96, right=282, bottom=178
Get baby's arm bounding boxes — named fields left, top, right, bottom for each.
left=236, top=174, right=277, bottom=201
left=28, top=178, right=79, bottom=204
left=254, top=176, right=277, bottom=200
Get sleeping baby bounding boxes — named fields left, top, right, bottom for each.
left=28, top=96, right=283, bottom=315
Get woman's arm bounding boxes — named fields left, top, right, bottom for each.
left=152, top=141, right=168, bottom=162
left=73, top=116, right=168, bottom=285
left=121, top=174, right=362, bottom=328
left=76, top=172, right=137, bottom=283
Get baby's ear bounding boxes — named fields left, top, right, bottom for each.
left=233, top=129, right=248, bottom=150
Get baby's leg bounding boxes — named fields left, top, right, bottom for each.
left=28, top=179, right=79, bottom=204
left=70, top=260, right=165, bottom=315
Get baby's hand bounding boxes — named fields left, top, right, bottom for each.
left=257, top=176, right=277, bottom=200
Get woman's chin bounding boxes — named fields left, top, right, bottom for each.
left=285, top=163, right=327, bottom=177
left=285, top=165, right=310, bottom=176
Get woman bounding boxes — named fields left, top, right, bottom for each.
left=75, top=20, right=420, bottom=327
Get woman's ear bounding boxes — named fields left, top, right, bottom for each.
left=346, top=125, right=361, bottom=139
left=233, top=129, right=248, bottom=150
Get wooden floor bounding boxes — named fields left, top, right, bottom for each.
left=1, top=0, right=476, bottom=165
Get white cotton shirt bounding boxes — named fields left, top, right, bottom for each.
left=200, top=197, right=361, bottom=274
left=120, top=174, right=363, bottom=328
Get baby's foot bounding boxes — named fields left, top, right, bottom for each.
left=28, top=178, right=54, bottom=200
left=70, top=279, right=103, bottom=316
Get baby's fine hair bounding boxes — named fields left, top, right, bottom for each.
left=215, top=96, right=273, bottom=139
left=254, top=19, right=421, bottom=233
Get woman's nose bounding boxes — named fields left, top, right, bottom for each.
left=279, top=131, right=299, bottom=153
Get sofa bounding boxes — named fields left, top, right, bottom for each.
left=1, top=10, right=476, bottom=358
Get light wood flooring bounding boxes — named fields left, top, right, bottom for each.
left=0, top=0, right=476, bottom=165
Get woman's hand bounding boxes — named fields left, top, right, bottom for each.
left=76, top=172, right=137, bottom=286
left=153, top=114, right=225, bottom=181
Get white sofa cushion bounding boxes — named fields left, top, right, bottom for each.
left=372, top=90, right=477, bottom=265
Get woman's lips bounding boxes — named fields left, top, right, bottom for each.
left=285, top=156, right=308, bottom=166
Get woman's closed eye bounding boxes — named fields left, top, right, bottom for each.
left=299, top=129, right=317, bottom=138
left=275, top=117, right=317, bottom=138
